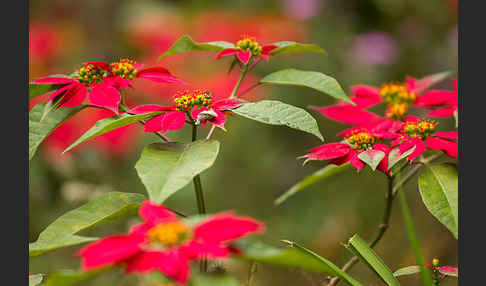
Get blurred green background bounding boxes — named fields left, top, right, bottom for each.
left=29, top=0, right=458, bottom=285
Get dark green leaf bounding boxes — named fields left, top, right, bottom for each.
left=345, top=234, right=400, bottom=286
left=234, top=240, right=363, bottom=286
left=269, top=41, right=326, bottom=55
left=29, top=74, right=71, bottom=99
left=388, top=145, right=416, bottom=170
left=44, top=268, right=111, bottom=286
left=259, top=69, right=353, bottom=105
left=29, top=274, right=44, bottom=286
left=63, top=112, right=162, bottom=153
left=159, top=35, right=235, bottom=60
left=29, top=104, right=85, bottom=160
left=418, top=164, right=458, bottom=238
left=135, top=140, right=220, bottom=203
left=357, top=150, right=385, bottom=171
left=29, top=192, right=145, bottom=256
left=233, top=100, right=324, bottom=141
left=393, top=266, right=421, bottom=277
left=275, top=163, right=352, bottom=205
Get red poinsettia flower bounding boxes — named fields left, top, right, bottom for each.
left=336, top=118, right=403, bottom=140
left=216, top=36, right=278, bottom=65
left=78, top=201, right=263, bottom=284
left=31, top=60, right=184, bottom=114
left=426, top=258, right=458, bottom=279
left=391, top=116, right=458, bottom=161
left=128, top=89, right=242, bottom=133
left=301, top=130, right=390, bottom=173
left=415, top=78, right=458, bottom=117
left=315, top=75, right=447, bottom=123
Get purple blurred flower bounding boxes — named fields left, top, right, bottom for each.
left=282, top=0, right=322, bottom=20
left=349, top=31, right=399, bottom=66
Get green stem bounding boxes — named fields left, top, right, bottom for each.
left=229, top=63, right=249, bottom=99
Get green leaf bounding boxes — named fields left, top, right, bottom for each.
left=275, top=163, right=352, bottom=205
left=29, top=192, right=145, bottom=257
left=234, top=240, right=363, bottom=286
left=357, top=150, right=385, bottom=171
left=44, top=268, right=111, bottom=286
left=135, top=140, right=220, bottom=203
left=233, top=100, right=324, bottom=141
left=190, top=273, right=241, bottom=286
left=393, top=266, right=421, bottom=277
left=453, top=110, right=458, bottom=128
left=269, top=41, right=327, bottom=55
left=159, top=35, right=235, bottom=60
left=63, top=112, right=162, bottom=153
left=388, top=145, right=416, bottom=170
left=418, top=164, right=458, bottom=238
left=29, top=104, right=85, bottom=160
left=29, top=274, right=44, bottom=286
left=345, top=234, right=400, bottom=286
left=259, top=69, right=354, bottom=105
left=29, top=74, right=71, bottom=99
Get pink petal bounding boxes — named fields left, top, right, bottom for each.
left=194, top=212, right=264, bottom=244
left=57, top=83, right=88, bottom=108
left=329, top=149, right=354, bottom=166
left=84, top=61, right=112, bottom=73
left=312, top=105, right=381, bottom=125
left=211, top=99, right=243, bottom=111
left=216, top=48, right=239, bottom=59
left=128, top=104, right=167, bottom=114
left=103, top=76, right=132, bottom=90
left=426, top=137, right=458, bottom=158
left=439, top=266, right=458, bottom=276
left=125, top=250, right=190, bottom=284
left=160, top=111, right=187, bottom=134
left=32, top=76, right=75, bottom=85
left=434, top=131, right=458, bottom=140
left=88, top=84, right=121, bottom=114
left=139, top=201, right=176, bottom=225
left=452, top=78, right=458, bottom=92
left=128, top=222, right=152, bottom=237
left=209, top=110, right=227, bottom=129
left=304, top=143, right=351, bottom=161
left=416, top=90, right=456, bottom=107
left=427, top=107, right=457, bottom=117
left=350, top=151, right=365, bottom=172
left=237, top=50, right=252, bottom=65
left=143, top=115, right=165, bottom=133
left=137, top=67, right=186, bottom=84
left=373, top=144, right=391, bottom=174
left=403, top=138, right=426, bottom=162
left=404, top=115, right=420, bottom=123
left=350, top=85, right=381, bottom=108
left=182, top=241, right=230, bottom=259
left=261, top=44, right=278, bottom=55
left=78, top=235, right=143, bottom=270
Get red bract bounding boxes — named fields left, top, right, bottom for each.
left=31, top=60, right=184, bottom=114
left=216, top=36, right=278, bottom=65
left=192, top=99, right=243, bottom=130
left=78, top=201, right=263, bottom=284
left=392, top=116, right=458, bottom=161
left=416, top=78, right=458, bottom=117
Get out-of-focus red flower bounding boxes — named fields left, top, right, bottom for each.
left=415, top=78, right=458, bottom=118
left=78, top=201, right=264, bottom=284
left=29, top=22, right=61, bottom=63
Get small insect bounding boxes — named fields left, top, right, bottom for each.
left=195, top=108, right=218, bottom=125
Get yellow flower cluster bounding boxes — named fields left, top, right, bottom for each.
left=347, top=132, right=375, bottom=150
left=380, top=83, right=417, bottom=119
left=385, top=103, right=409, bottom=120
left=77, top=63, right=105, bottom=86
left=404, top=119, right=437, bottom=139
left=237, top=37, right=262, bottom=56
left=148, top=222, right=189, bottom=247
left=110, top=59, right=137, bottom=79
left=173, top=89, right=212, bottom=111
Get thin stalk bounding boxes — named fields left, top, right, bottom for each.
left=229, top=63, right=249, bottom=99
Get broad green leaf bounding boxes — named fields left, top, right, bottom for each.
left=345, top=234, right=400, bottom=286
left=135, top=140, right=220, bottom=203
left=269, top=41, right=327, bottom=55
left=396, top=174, right=434, bottom=286
left=259, top=69, right=354, bottom=105
left=453, top=110, right=458, bottom=128
left=159, top=35, right=235, bottom=60
left=29, top=192, right=145, bottom=257
left=29, top=104, right=85, bottom=160
left=418, top=164, right=458, bottom=238
left=357, top=150, right=385, bottom=171
left=275, top=163, right=352, bottom=205
left=233, top=100, right=324, bottom=141
left=29, top=74, right=71, bottom=99
left=393, top=266, right=421, bottom=277
left=388, top=145, right=416, bottom=170
left=234, top=240, right=363, bottom=286
left=63, top=112, right=162, bottom=153
left=44, top=268, right=111, bottom=286
left=29, top=274, right=44, bottom=286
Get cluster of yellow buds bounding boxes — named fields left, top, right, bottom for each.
left=173, top=88, right=212, bottom=112
left=346, top=131, right=375, bottom=150
left=403, top=119, right=437, bottom=139
left=379, top=83, right=417, bottom=104
left=148, top=222, right=189, bottom=247
left=110, top=59, right=137, bottom=79
left=237, top=37, right=262, bottom=57
left=77, top=63, right=106, bottom=86
left=385, top=103, right=409, bottom=120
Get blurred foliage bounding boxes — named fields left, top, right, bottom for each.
left=29, top=0, right=457, bottom=285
